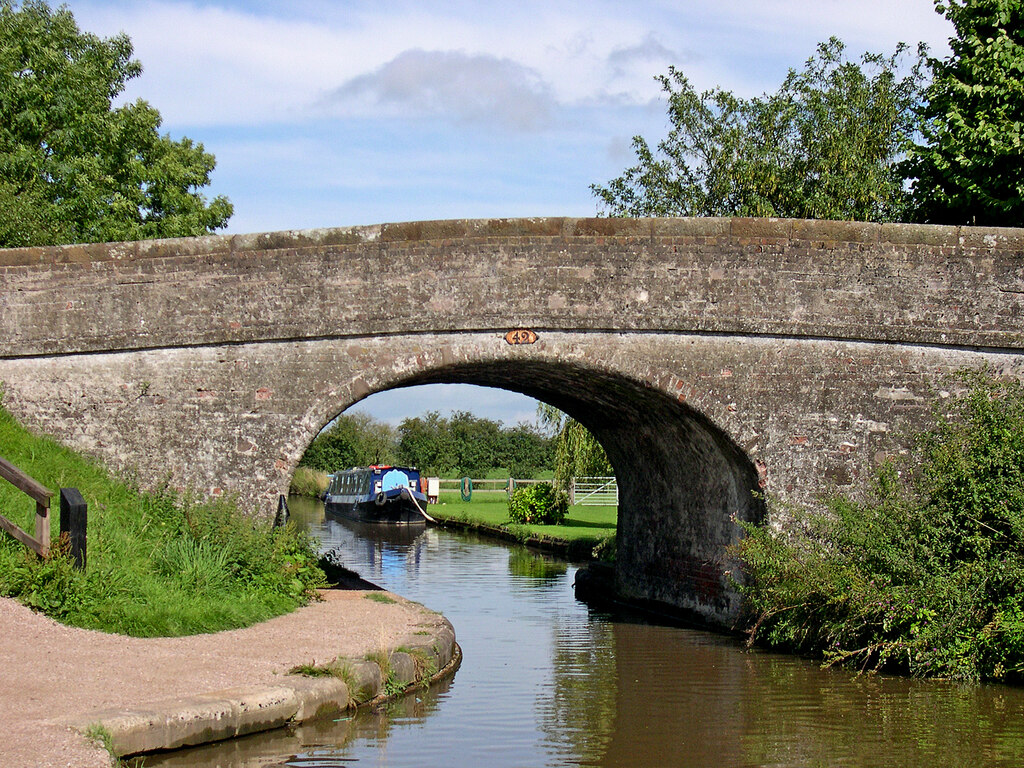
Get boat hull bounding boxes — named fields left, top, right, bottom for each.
left=325, top=495, right=427, bottom=525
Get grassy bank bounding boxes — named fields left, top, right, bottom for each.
left=0, top=403, right=325, bottom=636
left=429, top=490, right=616, bottom=557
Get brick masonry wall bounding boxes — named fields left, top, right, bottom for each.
left=1, top=217, right=1022, bottom=625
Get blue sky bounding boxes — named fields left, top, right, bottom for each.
left=66, top=0, right=954, bottom=427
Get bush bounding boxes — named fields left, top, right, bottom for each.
left=508, top=482, right=568, bottom=525
left=733, top=370, right=1024, bottom=682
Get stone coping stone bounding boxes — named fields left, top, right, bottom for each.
left=65, top=617, right=460, bottom=758
left=3, top=217, right=1023, bottom=267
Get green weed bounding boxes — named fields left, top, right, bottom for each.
left=397, top=645, right=438, bottom=683
left=734, top=370, right=1024, bottom=682
left=288, top=661, right=338, bottom=677
left=288, top=466, right=328, bottom=498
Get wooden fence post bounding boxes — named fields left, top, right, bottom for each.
left=0, top=455, right=53, bottom=557
left=35, top=499, right=50, bottom=558
left=59, top=488, right=87, bottom=570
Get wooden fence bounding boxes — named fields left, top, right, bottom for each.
left=0, top=456, right=87, bottom=567
left=0, top=455, right=52, bottom=557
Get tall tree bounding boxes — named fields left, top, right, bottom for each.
left=537, top=403, right=613, bottom=492
left=905, top=0, right=1024, bottom=226
left=0, top=0, right=232, bottom=247
left=394, top=410, right=554, bottom=477
left=592, top=38, right=926, bottom=223
left=300, top=413, right=397, bottom=472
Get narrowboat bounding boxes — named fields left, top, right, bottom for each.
left=324, top=465, right=431, bottom=525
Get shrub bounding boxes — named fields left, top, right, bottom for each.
left=733, top=370, right=1024, bottom=682
left=508, top=482, right=568, bottom=525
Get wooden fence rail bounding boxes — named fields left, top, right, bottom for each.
left=0, top=455, right=52, bottom=558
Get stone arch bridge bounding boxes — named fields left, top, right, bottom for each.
left=2, top=217, right=1022, bottom=626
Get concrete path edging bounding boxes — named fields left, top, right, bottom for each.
left=64, top=611, right=459, bottom=759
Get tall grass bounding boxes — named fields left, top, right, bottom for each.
left=289, top=466, right=328, bottom=497
left=0, top=402, right=325, bottom=636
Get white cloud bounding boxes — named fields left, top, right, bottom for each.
left=69, top=0, right=952, bottom=129
left=323, top=50, right=557, bottom=130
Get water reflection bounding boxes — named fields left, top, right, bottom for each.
left=508, top=549, right=568, bottom=583
left=145, top=677, right=453, bottom=768
left=302, top=496, right=434, bottom=582
left=146, top=496, right=1024, bottom=768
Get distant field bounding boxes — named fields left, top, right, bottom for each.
left=431, top=491, right=616, bottom=543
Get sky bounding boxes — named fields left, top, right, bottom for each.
left=65, top=0, right=955, bottom=428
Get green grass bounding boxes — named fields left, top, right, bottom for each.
left=432, top=490, right=616, bottom=543
left=0, top=402, right=325, bottom=637
left=289, top=466, right=328, bottom=497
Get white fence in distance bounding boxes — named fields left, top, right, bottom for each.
left=569, top=476, right=618, bottom=506
left=433, top=477, right=618, bottom=506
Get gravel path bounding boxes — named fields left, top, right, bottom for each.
left=0, top=590, right=438, bottom=767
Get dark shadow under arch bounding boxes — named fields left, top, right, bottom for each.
left=335, top=357, right=764, bottom=627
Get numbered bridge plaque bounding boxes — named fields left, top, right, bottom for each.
left=504, top=329, right=538, bottom=345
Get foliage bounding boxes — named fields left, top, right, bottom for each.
left=508, top=482, right=568, bottom=525
left=904, top=0, right=1024, bottom=225
left=733, top=370, right=1024, bottom=681
left=592, top=37, right=926, bottom=223
left=591, top=534, right=616, bottom=563
left=0, top=401, right=324, bottom=636
left=537, top=403, right=612, bottom=492
left=300, top=412, right=397, bottom=472
left=302, top=409, right=554, bottom=479
left=289, top=466, right=328, bottom=497
left=288, top=661, right=338, bottom=677
left=84, top=723, right=142, bottom=767
left=395, top=410, right=553, bottom=478
left=0, top=0, right=232, bottom=247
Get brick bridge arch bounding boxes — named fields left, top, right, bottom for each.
left=2, top=217, right=1022, bottom=625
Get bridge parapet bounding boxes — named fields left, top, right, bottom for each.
left=2, top=217, right=1023, bottom=360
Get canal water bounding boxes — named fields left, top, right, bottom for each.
left=147, top=496, right=1024, bottom=767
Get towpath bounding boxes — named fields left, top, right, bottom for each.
left=0, top=589, right=452, bottom=767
